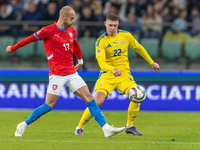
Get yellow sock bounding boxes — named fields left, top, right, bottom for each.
left=78, top=107, right=93, bottom=128
left=127, top=102, right=141, bottom=126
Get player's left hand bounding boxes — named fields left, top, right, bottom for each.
left=113, top=68, right=121, bottom=77
left=6, top=46, right=12, bottom=53
left=75, top=63, right=82, bottom=70
left=152, top=62, right=160, bottom=72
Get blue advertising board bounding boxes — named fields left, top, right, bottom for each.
left=0, top=69, right=200, bottom=111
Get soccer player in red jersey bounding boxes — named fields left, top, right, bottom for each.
left=6, top=6, right=125, bottom=138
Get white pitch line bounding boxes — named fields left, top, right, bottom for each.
left=0, top=139, right=199, bottom=145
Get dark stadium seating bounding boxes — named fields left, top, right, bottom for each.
left=36, top=40, right=46, bottom=59
left=184, top=39, right=200, bottom=61
left=161, top=40, right=181, bottom=61
left=128, top=46, right=138, bottom=58
left=140, top=38, right=159, bottom=58
left=0, top=36, right=15, bottom=58
left=79, top=37, right=96, bottom=60
left=15, top=36, right=35, bottom=59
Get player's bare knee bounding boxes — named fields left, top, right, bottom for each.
left=84, top=92, right=94, bottom=102
left=45, top=100, right=56, bottom=107
left=88, top=93, right=94, bottom=101
left=45, top=93, right=59, bottom=107
left=95, top=101, right=103, bottom=107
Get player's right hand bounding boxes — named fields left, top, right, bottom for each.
left=6, top=46, right=12, bottom=53
left=113, top=68, right=121, bottom=77
left=75, top=63, right=82, bottom=70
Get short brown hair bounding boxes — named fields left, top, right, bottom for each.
left=106, top=13, right=119, bottom=21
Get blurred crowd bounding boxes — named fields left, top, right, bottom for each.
left=0, top=0, right=200, bottom=40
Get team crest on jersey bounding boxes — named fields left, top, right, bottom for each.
left=52, top=84, right=58, bottom=91
left=69, top=32, right=73, bottom=41
left=97, top=49, right=101, bottom=54
left=113, top=41, right=118, bottom=45
left=99, top=82, right=103, bottom=87
left=120, top=39, right=124, bottom=45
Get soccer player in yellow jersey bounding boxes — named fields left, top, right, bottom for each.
left=74, top=13, right=160, bottom=136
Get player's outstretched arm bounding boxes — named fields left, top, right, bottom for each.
left=6, top=34, right=38, bottom=53
left=152, top=62, right=160, bottom=72
left=6, top=46, right=12, bottom=53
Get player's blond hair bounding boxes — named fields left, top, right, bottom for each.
left=106, top=13, right=119, bottom=21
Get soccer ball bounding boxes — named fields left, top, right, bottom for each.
left=128, top=85, right=146, bottom=103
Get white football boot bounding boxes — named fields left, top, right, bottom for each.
left=104, top=125, right=125, bottom=138
left=74, top=126, right=84, bottom=135
left=14, top=121, right=27, bottom=137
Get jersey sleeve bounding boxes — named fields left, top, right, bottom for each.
left=95, top=39, right=115, bottom=72
left=72, top=28, right=82, bottom=59
left=33, top=27, right=49, bottom=40
left=11, top=34, right=38, bottom=52
left=73, top=40, right=82, bottom=59
left=128, top=33, right=154, bottom=65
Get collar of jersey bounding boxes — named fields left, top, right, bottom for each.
left=105, top=29, right=119, bottom=36
left=57, top=26, right=67, bottom=31
left=54, top=21, right=67, bottom=31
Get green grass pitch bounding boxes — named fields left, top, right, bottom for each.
left=0, top=110, right=199, bottom=150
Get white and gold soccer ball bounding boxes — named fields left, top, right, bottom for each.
left=128, top=85, right=146, bottom=103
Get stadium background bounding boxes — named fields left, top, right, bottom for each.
left=0, top=0, right=200, bottom=111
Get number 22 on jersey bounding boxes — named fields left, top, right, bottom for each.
left=113, top=49, right=121, bottom=56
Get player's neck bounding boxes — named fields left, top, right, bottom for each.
left=108, top=32, right=118, bottom=37
left=56, top=21, right=67, bottom=29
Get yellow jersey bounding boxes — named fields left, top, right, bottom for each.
left=95, top=30, right=154, bottom=74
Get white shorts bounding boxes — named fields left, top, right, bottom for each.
left=47, top=72, right=87, bottom=95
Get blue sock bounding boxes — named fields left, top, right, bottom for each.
left=86, top=99, right=107, bottom=127
left=25, top=103, right=53, bottom=125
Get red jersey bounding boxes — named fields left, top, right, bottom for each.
left=34, top=22, right=81, bottom=76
